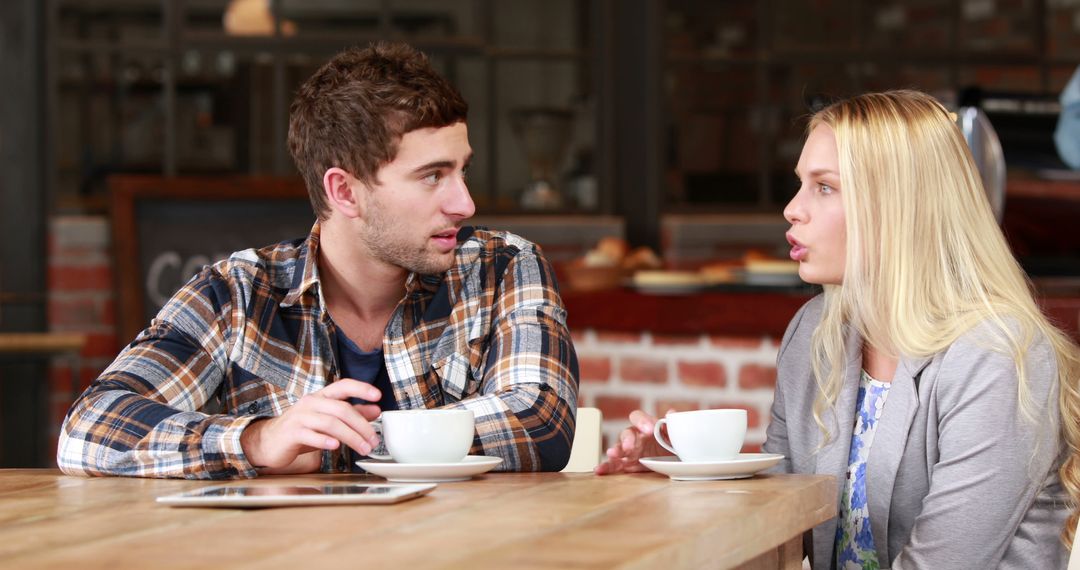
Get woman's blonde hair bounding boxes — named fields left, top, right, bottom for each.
left=807, top=89, right=1080, bottom=544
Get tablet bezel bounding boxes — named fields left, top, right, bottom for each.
left=156, top=483, right=437, bottom=508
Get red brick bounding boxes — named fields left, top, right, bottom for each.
left=570, top=330, right=589, bottom=346
left=677, top=361, right=726, bottom=388
left=50, top=245, right=107, bottom=260
left=79, top=364, right=106, bottom=390
left=595, top=395, right=642, bottom=421
left=49, top=365, right=101, bottom=395
left=620, top=357, right=668, bottom=383
left=578, top=356, right=611, bottom=383
left=48, top=296, right=107, bottom=328
left=596, top=331, right=642, bottom=345
left=48, top=365, right=73, bottom=394
left=710, top=336, right=763, bottom=350
left=52, top=399, right=75, bottom=426
left=706, top=401, right=763, bottom=429
left=48, top=265, right=112, bottom=291
left=742, top=442, right=762, bottom=453
left=101, top=298, right=117, bottom=326
left=654, top=399, right=701, bottom=416
left=652, top=334, right=699, bottom=346
left=81, top=333, right=119, bottom=359
left=738, top=364, right=777, bottom=389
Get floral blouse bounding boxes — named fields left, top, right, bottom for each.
left=835, top=370, right=892, bottom=570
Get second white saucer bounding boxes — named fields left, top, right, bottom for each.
left=639, top=453, right=784, bottom=481
left=356, top=455, right=503, bottom=483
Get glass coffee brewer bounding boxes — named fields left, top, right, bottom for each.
left=510, top=107, right=575, bottom=210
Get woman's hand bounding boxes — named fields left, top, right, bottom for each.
left=594, top=409, right=672, bottom=475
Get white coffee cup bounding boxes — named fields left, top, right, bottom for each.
left=369, top=409, right=475, bottom=464
left=653, top=409, right=747, bottom=462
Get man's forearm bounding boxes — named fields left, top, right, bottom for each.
left=58, top=386, right=260, bottom=479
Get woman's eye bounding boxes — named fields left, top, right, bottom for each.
left=818, top=184, right=833, bottom=194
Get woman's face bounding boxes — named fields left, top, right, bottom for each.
left=784, top=124, right=847, bottom=285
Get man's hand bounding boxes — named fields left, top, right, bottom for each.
left=240, top=379, right=382, bottom=473
left=593, top=409, right=672, bottom=475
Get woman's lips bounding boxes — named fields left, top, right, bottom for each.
left=786, top=234, right=807, bottom=261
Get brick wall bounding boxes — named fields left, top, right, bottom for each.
left=572, top=329, right=779, bottom=454
left=46, top=216, right=119, bottom=456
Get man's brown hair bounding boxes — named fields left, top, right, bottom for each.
left=287, top=42, right=468, bottom=219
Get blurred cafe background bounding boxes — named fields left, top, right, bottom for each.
left=2, top=0, right=1079, bottom=468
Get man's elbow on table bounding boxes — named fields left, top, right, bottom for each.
left=512, top=386, right=577, bottom=472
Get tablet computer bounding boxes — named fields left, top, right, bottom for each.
left=156, top=483, right=436, bottom=508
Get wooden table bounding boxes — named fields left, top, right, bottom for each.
left=0, top=469, right=836, bottom=569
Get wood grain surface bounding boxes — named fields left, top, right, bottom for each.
left=0, top=469, right=835, bottom=570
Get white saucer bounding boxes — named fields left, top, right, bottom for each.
left=355, top=455, right=503, bottom=482
left=639, top=453, right=784, bottom=481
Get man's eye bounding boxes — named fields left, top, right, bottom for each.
left=422, top=172, right=441, bottom=185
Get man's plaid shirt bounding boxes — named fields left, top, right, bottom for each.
left=58, top=224, right=579, bottom=478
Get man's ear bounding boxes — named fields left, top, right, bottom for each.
left=322, top=167, right=363, bottom=218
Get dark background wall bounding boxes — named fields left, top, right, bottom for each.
left=0, top=0, right=48, bottom=466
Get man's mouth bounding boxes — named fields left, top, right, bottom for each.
left=431, top=228, right=459, bottom=250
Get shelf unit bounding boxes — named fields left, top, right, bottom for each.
left=46, top=0, right=602, bottom=215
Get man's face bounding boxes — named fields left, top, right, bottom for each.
left=358, top=121, right=475, bottom=275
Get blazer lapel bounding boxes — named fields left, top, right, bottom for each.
left=813, top=328, right=864, bottom=569
left=865, top=354, right=930, bottom=566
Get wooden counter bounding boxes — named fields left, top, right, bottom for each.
left=563, top=288, right=815, bottom=337
left=0, top=469, right=836, bottom=569
left=563, top=287, right=1080, bottom=343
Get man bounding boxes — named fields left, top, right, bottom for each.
left=57, top=42, right=580, bottom=478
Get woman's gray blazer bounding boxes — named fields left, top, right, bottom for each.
left=763, top=295, right=1069, bottom=569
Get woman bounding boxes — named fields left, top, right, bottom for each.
left=596, top=90, right=1080, bottom=569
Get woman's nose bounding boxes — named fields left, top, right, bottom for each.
left=783, top=190, right=805, bottom=224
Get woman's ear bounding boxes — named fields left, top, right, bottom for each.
left=322, top=167, right=363, bottom=219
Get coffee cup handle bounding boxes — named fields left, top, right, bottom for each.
left=365, top=418, right=394, bottom=461
left=652, top=418, right=677, bottom=456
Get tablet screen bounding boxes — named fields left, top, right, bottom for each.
left=157, top=483, right=436, bottom=507
left=197, top=485, right=396, bottom=497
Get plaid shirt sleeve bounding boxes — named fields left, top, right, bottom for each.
left=452, top=244, right=580, bottom=471
left=57, top=266, right=260, bottom=479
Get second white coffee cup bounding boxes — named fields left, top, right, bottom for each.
left=653, top=408, right=747, bottom=462
left=369, top=409, right=475, bottom=464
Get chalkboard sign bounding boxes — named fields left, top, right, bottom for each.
left=110, top=176, right=314, bottom=343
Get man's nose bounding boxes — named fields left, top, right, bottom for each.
left=444, top=174, right=475, bottom=220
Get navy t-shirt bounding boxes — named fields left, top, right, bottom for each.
left=335, top=331, right=397, bottom=411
